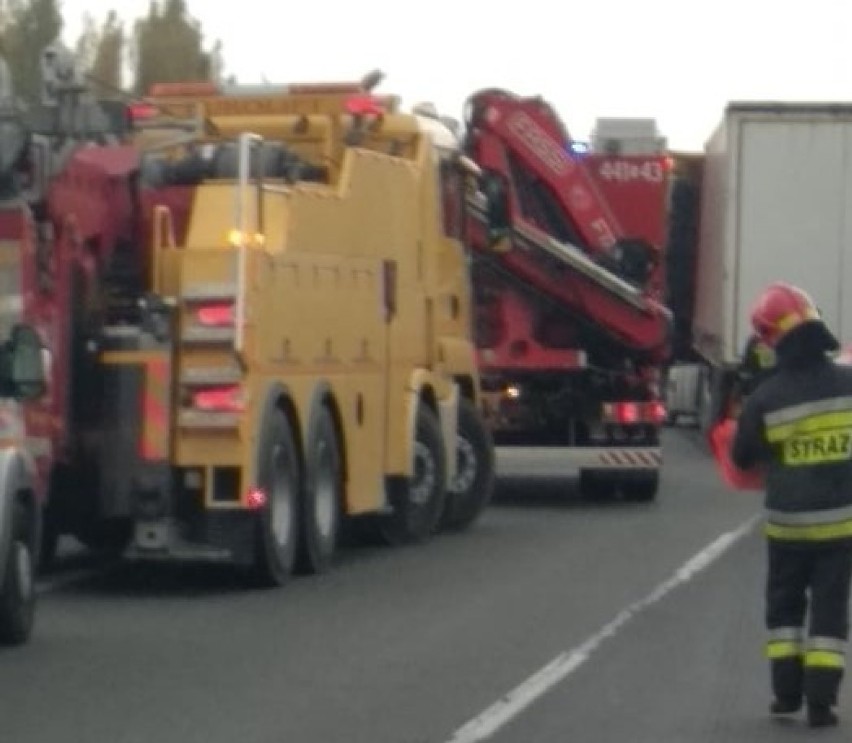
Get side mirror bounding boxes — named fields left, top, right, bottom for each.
left=2, top=325, right=47, bottom=401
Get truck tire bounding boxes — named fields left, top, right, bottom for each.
left=621, top=470, right=660, bottom=503
left=0, top=506, right=36, bottom=645
left=378, top=405, right=447, bottom=546
left=251, top=408, right=301, bottom=587
left=578, top=470, right=617, bottom=500
left=297, top=407, right=342, bottom=574
left=440, top=398, right=495, bottom=531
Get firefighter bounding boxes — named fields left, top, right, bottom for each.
left=731, top=282, right=851, bottom=728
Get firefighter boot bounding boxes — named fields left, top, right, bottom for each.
left=770, top=697, right=802, bottom=715
left=807, top=703, right=839, bottom=728
left=769, top=656, right=804, bottom=716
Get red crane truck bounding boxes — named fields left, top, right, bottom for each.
left=450, top=89, right=672, bottom=500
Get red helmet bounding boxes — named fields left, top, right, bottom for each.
left=750, top=282, right=823, bottom=348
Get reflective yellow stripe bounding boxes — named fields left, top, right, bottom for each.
left=766, top=519, right=852, bottom=541
left=768, top=504, right=852, bottom=526
left=765, top=396, right=852, bottom=428
left=767, top=640, right=804, bottom=659
left=767, top=411, right=852, bottom=442
left=805, top=650, right=845, bottom=669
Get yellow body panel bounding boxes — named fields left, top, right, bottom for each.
left=143, top=81, right=481, bottom=516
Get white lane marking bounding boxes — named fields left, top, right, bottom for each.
left=444, top=514, right=761, bottom=743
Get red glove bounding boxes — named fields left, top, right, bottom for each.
left=708, top=418, right=765, bottom=491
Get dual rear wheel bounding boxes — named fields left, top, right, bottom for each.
left=251, top=405, right=342, bottom=587
left=252, top=395, right=496, bottom=585
left=377, top=398, right=495, bottom=545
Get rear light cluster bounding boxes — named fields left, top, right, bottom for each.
left=189, top=302, right=244, bottom=413
left=193, top=386, right=244, bottom=412
left=196, top=303, right=234, bottom=326
left=602, top=401, right=666, bottom=425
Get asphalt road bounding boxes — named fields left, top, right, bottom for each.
left=1, top=430, right=849, bottom=742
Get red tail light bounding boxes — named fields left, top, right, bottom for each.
left=196, top=303, right=234, bottom=326
left=649, top=400, right=667, bottom=424
left=602, top=401, right=666, bottom=425
left=614, top=402, right=639, bottom=424
left=193, top=385, right=243, bottom=412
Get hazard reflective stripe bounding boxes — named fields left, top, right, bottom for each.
left=597, top=450, right=662, bottom=467
left=805, top=650, right=845, bottom=669
left=767, top=641, right=803, bottom=659
left=766, top=505, right=852, bottom=526
left=765, top=519, right=852, bottom=541
left=764, top=397, right=852, bottom=467
left=767, top=411, right=852, bottom=444
left=765, top=396, right=852, bottom=432
left=768, top=627, right=803, bottom=642
left=807, top=636, right=847, bottom=654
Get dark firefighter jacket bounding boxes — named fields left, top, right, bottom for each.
left=731, top=354, right=852, bottom=543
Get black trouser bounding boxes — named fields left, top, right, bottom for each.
left=766, top=540, right=852, bottom=706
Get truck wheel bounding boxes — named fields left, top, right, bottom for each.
left=0, top=507, right=36, bottom=645
left=621, top=471, right=660, bottom=503
left=578, top=470, right=617, bottom=500
left=440, top=398, right=495, bottom=531
left=379, top=405, right=447, bottom=546
left=297, top=407, right=342, bottom=574
left=251, top=408, right=301, bottom=587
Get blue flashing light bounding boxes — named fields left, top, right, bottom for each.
left=569, top=141, right=590, bottom=156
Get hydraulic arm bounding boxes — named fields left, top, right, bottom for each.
left=461, top=88, right=671, bottom=361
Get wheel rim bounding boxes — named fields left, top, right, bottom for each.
left=450, top=436, right=477, bottom=494
left=270, top=444, right=294, bottom=546
left=410, top=441, right=436, bottom=506
left=15, top=542, right=33, bottom=603
left=314, top=440, right=337, bottom=539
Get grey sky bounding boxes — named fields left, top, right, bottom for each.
left=59, top=0, right=852, bottom=150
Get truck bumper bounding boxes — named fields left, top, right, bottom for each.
left=124, top=511, right=256, bottom=566
left=565, top=446, right=662, bottom=469
left=495, top=445, right=662, bottom=471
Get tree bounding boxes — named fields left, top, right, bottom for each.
left=0, top=0, right=63, bottom=102
left=74, top=11, right=98, bottom=73
left=88, top=10, right=123, bottom=93
left=132, top=0, right=220, bottom=95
